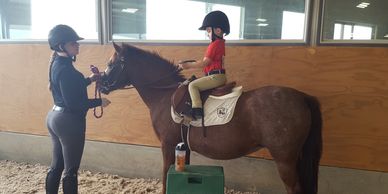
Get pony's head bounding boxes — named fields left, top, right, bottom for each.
left=100, top=42, right=185, bottom=94
left=100, top=42, right=132, bottom=94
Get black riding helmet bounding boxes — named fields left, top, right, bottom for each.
left=48, top=24, right=83, bottom=52
left=199, top=10, right=230, bottom=35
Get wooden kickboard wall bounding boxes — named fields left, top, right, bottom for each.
left=0, top=44, right=387, bottom=172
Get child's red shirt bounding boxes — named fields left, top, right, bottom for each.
left=203, top=39, right=225, bottom=74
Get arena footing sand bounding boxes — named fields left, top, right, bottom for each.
left=0, top=160, right=260, bottom=194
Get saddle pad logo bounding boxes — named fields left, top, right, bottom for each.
left=216, top=107, right=228, bottom=118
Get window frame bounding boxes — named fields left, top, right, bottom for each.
left=0, top=0, right=102, bottom=44
left=317, top=0, right=388, bottom=47
left=105, top=0, right=313, bottom=46
left=6, top=0, right=388, bottom=47
left=0, top=0, right=312, bottom=45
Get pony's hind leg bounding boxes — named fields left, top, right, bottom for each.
left=274, top=159, right=302, bottom=194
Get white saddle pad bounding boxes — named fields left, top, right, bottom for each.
left=171, top=86, right=243, bottom=127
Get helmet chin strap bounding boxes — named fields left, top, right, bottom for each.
left=59, top=44, right=77, bottom=61
left=211, top=27, right=223, bottom=42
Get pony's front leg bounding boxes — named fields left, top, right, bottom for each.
left=161, top=143, right=175, bottom=194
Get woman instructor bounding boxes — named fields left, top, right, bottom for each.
left=45, top=24, right=110, bottom=194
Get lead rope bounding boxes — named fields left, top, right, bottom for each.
left=90, top=65, right=103, bottom=118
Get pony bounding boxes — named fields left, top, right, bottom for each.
left=100, top=42, right=322, bottom=194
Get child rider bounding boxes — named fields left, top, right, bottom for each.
left=178, top=10, right=230, bottom=120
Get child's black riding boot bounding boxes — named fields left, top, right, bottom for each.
left=191, top=107, right=203, bottom=120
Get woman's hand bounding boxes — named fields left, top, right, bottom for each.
left=101, top=97, right=111, bottom=108
left=88, top=73, right=99, bottom=82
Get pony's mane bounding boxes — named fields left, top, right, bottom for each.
left=121, top=43, right=185, bottom=82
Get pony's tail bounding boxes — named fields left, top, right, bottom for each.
left=298, top=95, right=323, bottom=194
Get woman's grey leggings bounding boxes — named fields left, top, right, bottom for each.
left=45, top=110, right=86, bottom=194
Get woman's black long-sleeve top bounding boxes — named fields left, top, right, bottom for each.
left=50, top=56, right=101, bottom=117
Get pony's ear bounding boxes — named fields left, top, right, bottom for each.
left=113, top=41, right=122, bottom=53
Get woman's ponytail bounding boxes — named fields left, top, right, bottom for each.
left=48, top=51, right=57, bottom=91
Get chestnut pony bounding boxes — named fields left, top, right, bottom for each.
left=101, top=43, right=322, bottom=194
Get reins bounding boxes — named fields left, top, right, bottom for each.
left=110, top=61, right=182, bottom=90
left=142, top=69, right=182, bottom=89
left=90, top=65, right=103, bottom=118
left=136, top=61, right=193, bottom=89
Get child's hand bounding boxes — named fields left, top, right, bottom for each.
left=178, top=63, right=186, bottom=70
left=178, top=60, right=196, bottom=70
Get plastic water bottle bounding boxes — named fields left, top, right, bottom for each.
left=175, top=142, right=187, bottom=172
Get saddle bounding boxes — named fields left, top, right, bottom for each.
left=171, top=76, right=236, bottom=119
